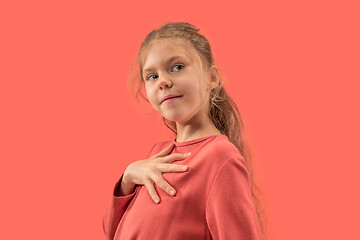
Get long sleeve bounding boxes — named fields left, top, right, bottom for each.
left=205, top=155, right=263, bottom=240
left=102, top=143, right=157, bottom=240
left=102, top=173, right=140, bottom=240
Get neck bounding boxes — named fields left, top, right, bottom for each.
left=175, top=117, right=221, bottom=142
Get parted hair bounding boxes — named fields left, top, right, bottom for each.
left=127, top=21, right=268, bottom=240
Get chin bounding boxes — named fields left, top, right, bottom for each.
left=162, top=113, right=183, bottom=123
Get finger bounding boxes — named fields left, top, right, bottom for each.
left=152, top=175, right=177, bottom=197
left=161, top=152, right=191, bottom=163
left=156, top=163, right=189, bottom=173
left=144, top=179, right=161, bottom=204
left=150, top=142, right=175, bottom=159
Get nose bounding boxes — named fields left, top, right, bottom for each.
left=157, top=73, right=173, bottom=89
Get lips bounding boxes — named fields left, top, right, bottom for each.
left=161, top=95, right=182, bottom=104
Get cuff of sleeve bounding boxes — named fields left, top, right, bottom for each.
left=113, top=173, right=139, bottom=202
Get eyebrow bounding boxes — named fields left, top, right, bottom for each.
left=142, top=55, right=186, bottom=74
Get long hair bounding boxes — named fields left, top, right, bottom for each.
left=127, top=21, right=268, bottom=240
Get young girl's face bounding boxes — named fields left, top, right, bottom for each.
left=141, top=39, right=214, bottom=125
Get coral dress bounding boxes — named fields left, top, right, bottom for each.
left=103, top=134, right=263, bottom=240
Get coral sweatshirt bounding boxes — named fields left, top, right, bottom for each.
left=103, top=134, right=263, bottom=240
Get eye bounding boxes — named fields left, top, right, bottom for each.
left=172, top=64, right=184, bottom=72
left=147, top=74, right=157, bottom=81
left=146, top=64, right=184, bottom=81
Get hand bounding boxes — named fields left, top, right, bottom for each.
left=123, top=142, right=191, bottom=204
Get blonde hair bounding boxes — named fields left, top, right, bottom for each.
left=127, top=21, right=268, bottom=239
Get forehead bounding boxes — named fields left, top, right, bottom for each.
left=141, top=39, right=199, bottom=70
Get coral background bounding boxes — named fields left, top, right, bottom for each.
left=1, top=0, right=359, bottom=239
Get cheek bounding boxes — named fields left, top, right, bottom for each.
left=145, top=88, right=160, bottom=109
left=145, top=85, right=153, bottom=100
left=147, top=93, right=157, bottom=106
left=183, top=80, right=203, bottom=100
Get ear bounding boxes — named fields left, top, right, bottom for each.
left=207, top=65, right=220, bottom=90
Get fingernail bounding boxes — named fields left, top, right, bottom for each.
left=185, top=152, right=191, bottom=156
left=170, top=190, right=175, bottom=196
left=154, top=198, right=159, bottom=203
left=182, top=166, right=188, bottom=170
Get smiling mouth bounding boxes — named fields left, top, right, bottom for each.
left=161, top=96, right=182, bottom=104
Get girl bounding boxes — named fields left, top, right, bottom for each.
left=103, top=22, right=267, bottom=240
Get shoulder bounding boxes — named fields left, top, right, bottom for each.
left=202, top=135, right=246, bottom=167
left=145, top=139, right=173, bottom=158
left=209, top=135, right=243, bottom=157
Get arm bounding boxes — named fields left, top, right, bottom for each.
left=102, top=173, right=139, bottom=240
left=205, top=155, right=263, bottom=240
left=103, top=143, right=158, bottom=240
